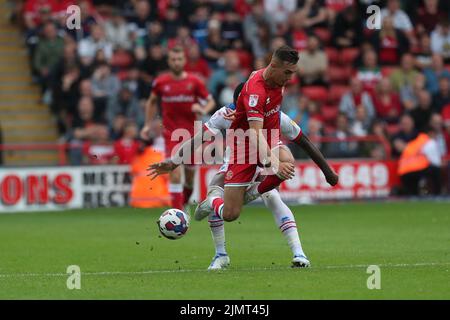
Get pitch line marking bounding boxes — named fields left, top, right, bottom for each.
left=0, top=262, right=449, bottom=279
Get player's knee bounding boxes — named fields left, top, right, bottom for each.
left=222, top=207, right=240, bottom=222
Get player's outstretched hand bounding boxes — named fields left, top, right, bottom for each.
left=223, top=108, right=236, bottom=121
left=326, top=170, right=339, bottom=186
left=147, top=160, right=178, bottom=180
left=278, top=162, right=296, bottom=180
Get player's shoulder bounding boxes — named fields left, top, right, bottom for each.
left=244, top=69, right=267, bottom=95
left=185, top=72, right=204, bottom=84
left=154, top=72, right=171, bottom=84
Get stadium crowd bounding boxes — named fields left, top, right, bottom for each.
left=10, top=0, right=450, bottom=194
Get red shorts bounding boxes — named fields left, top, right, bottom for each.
left=224, top=163, right=259, bottom=187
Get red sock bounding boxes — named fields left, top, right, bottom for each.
left=257, top=175, right=284, bottom=194
left=170, top=192, right=184, bottom=210
left=212, top=198, right=224, bottom=218
left=183, top=186, right=193, bottom=205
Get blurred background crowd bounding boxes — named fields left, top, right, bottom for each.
left=6, top=0, right=450, bottom=192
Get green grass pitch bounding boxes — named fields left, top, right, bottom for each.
left=0, top=201, right=449, bottom=299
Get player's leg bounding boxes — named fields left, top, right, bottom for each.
left=262, top=189, right=310, bottom=267
left=205, top=171, right=229, bottom=270
left=168, top=166, right=184, bottom=210
left=183, top=165, right=196, bottom=206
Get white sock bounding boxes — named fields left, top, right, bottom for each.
left=208, top=212, right=226, bottom=255
left=262, top=190, right=306, bottom=258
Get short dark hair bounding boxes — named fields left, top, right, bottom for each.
left=273, top=45, right=299, bottom=65
left=169, top=45, right=184, bottom=54
left=233, top=82, right=245, bottom=104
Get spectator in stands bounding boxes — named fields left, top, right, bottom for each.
left=82, top=124, right=116, bottom=165
left=389, top=53, right=420, bottom=92
left=355, top=49, right=382, bottom=93
left=114, top=121, right=140, bottom=164
left=373, top=78, right=402, bottom=124
left=263, top=0, right=296, bottom=33
left=423, top=54, right=450, bottom=94
left=339, top=78, right=375, bottom=125
left=163, top=6, right=182, bottom=40
left=400, top=73, right=427, bottom=111
left=66, top=96, right=103, bottom=165
left=250, top=21, right=273, bottom=59
left=392, top=113, right=418, bottom=157
left=298, top=35, right=328, bottom=87
left=369, top=119, right=390, bottom=160
left=203, top=19, right=228, bottom=68
left=297, top=0, right=327, bottom=29
left=430, top=18, right=450, bottom=62
left=288, top=10, right=309, bottom=52
left=127, top=0, right=154, bottom=38
left=414, top=34, right=433, bottom=69
left=104, top=9, right=134, bottom=51
left=184, top=43, right=210, bottom=81
left=350, top=106, right=371, bottom=137
left=189, top=5, right=210, bottom=52
left=326, top=113, right=359, bottom=158
left=281, top=76, right=301, bottom=119
left=208, top=50, right=245, bottom=101
left=135, top=20, right=165, bottom=56
left=139, top=43, right=168, bottom=86
left=416, top=0, right=447, bottom=36
left=167, top=25, right=197, bottom=53
left=24, top=0, right=58, bottom=32
left=331, top=5, right=363, bottom=49
left=51, top=64, right=81, bottom=134
left=398, top=126, right=442, bottom=195
left=91, top=63, right=121, bottom=120
left=33, top=21, right=64, bottom=91
left=410, top=90, right=434, bottom=132
left=243, top=2, right=275, bottom=47
left=380, top=0, right=416, bottom=47
left=441, top=104, right=450, bottom=156
left=429, top=113, right=448, bottom=157
left=221, top=9, right=243, bottom=45
left=370, top=16, right=409, bottom=66
left=78, top=24, right=113, bottom=67
left=432, top=76, right=450, bottom=113
left=219, top=75, right=241, bottom=106
left=107, top=82, right=143, bottom=131
left=307, top=117, right=324, bottom=150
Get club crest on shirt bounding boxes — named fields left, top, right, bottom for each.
left=249, top=94, right=259, bottom=107
left=225, top=170, right=233, bottom=180
left=164, top=85, right=170, bottom=92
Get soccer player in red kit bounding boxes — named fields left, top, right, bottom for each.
left=199, top=45, right=338, bottom=223
left=140, top=46, right=215, bottom=210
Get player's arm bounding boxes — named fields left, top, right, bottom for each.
left=192, top=77, right=216, bottom=115
left=147, top=127, right=215, bottom=180
left=140, top=92, right=159, bottom=140
left=297, top=134, right=339, bottom=186
left=279, top=112, right=338, bottom=186
left=248, top=120, right=295, bottom=180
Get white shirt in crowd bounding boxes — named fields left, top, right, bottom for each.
left=380, top=8, right=413, bottom=32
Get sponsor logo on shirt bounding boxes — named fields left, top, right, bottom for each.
left=264, top=105, right=281, bottom=117
left=161, top=95, right=195, bottom=103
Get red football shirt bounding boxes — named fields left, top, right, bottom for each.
left=229, top=69, right=282, bottom=163
left=151, top=72, right=211, bottom=140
